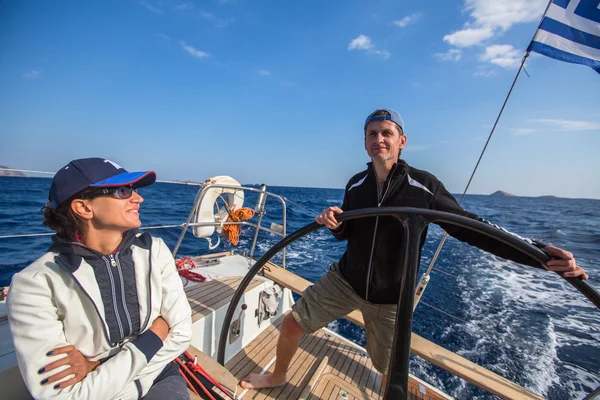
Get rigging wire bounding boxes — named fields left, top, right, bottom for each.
left=419, top=301, right=469, bottom=324
left=420, top=0, right=553, bottom=287
left=423, top=52, right=531, bottom=280
left=281, top=196, right=319, bottom=217
left=414, top=0, right=557, bottom=310
left=0, top=224, right=187, bottom=239
left=0, top=168, right=54, bottom=176
left=0, top=167, right=206, bottom=186
left=431, top=267, right=459, bottom=280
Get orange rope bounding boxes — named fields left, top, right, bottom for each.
left=215, top=196, right=255, bottom=246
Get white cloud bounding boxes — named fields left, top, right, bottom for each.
left=255, top=69, right=293, bottom=86
left=200, top=11, right=234, bottom=27
left=140, top=1, right=162, bottom=14
left=348, top=35, right=373, bottom=51
left=474, top=68, right=496, bottom=77
left=348, top=35, right=390, bottom=59
left=373, top=49, right=391, bottom=59
left=440, top=0, right=547, bottom=67
left=465, top=0, right=547, bottom=31
left=534, top=119, right=600, bottom=131
left=444, top=0, right=546, bottom=47
left=181, top=42, right=211, bottom=59
left=393, top=13, right=421, bottom=28
left=480, top=44, right=521, bottom=68
left=443, top=27, right=494, bottom=47
left=435, top=49, right=462, bottom=62
left=512, top=128, right=537, bottom=135
left=23, top=69, right=42, bottom=79
left=404, top=144, right=432, bottom=152
left=201, top=11, right=215, bottom=20
left=512, top=119, right=600, bottom=135
left=175, top=2, right=194, bottom=10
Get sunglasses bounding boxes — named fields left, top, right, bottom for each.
left=82, top=185, right=137, bottom=200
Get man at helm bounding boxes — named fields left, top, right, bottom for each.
left=241, top=108, right=588, bottom=392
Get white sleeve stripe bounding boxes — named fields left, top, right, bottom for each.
left=348, top=174, right=368, bottom=192
left=480, top=218, right=536, bottom=245
left=408, top=175, right=433, bottom=196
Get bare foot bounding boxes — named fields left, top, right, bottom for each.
left=239, top=373, right=286, bottom=389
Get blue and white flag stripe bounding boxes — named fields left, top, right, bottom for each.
left=529, top=0, right=600, bottom=73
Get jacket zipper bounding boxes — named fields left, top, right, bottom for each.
left=105, top=255, right=125, bottom=340
left=114, top=252, right=134, bottom=336
left=364, top=165, right=395, bottom=301
left=140, top=245, right=153, bottom=332
left=68, top=236, right=152, bottom=341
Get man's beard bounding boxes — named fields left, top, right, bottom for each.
left=371, top=152, right=395, bottom=162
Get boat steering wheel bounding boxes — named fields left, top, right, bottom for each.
left=217, top=207, right=600, bottom=399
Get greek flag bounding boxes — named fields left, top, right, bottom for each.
left=528, top=0, right=600, bottom=73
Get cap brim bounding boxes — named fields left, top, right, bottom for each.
left=90, top=171, right=156, bottom=188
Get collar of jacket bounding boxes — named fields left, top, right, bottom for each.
left=48, top=229, right=150, bottom=273
left=366, top=159, right=409, bottom=180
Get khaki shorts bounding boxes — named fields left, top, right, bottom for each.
left=291, top=263, right=397, bottom=373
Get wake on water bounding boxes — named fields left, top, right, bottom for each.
left=246, top=221, right=599, bottom=399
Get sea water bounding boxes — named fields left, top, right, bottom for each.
left=1, top=177, right=598, bottom=399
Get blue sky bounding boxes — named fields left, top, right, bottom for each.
left=1, top=0, right=599, bottom=198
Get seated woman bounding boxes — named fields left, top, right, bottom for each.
left=7, top=157, right=192, bottom=399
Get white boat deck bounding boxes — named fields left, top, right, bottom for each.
left=185, top=275, right=263, bottom=323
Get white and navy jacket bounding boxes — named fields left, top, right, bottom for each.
left=7, top=230, right=192, bottom=399
left=332, top=160, right=545, bottom=304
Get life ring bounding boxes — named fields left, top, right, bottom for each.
left=192, top=176, right=244, bottom=249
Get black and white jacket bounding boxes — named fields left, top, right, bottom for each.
left=332, top=160, right=544, bottom=304
left=8, top=230, right=192, bottom=399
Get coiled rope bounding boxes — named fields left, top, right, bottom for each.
left=215, top=195, right=255, bottom=246
left=175, top=257, right=207, bottom=286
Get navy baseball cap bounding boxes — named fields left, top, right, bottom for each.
left=48, top=158, right=156, bottom=208
left=364, top=108, right=404, bottom=133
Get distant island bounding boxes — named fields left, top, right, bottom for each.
left=489, top=191, right=564, bottom=199
left=0, top=165, right=26, bottom=177
left=490, top=190, right=515, bottom=196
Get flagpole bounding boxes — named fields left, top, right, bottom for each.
left=415, top=0, right=556, bottom=308
left=419, top=0, right=600, bottom=313
left=416, top=56, right=529, bottom=294
left=526, top=0, right=554, bottom=53
left=459, top=0, right=553, bottom=203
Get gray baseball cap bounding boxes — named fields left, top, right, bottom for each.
left=364, top=108, right=404, bottom=133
